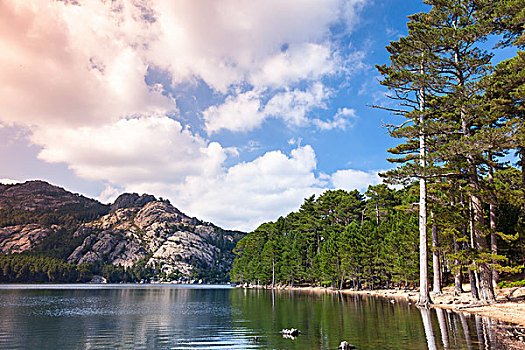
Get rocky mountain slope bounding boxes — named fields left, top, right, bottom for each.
left=0, top=180, right=104, bottom=212
left=0, top=181, right=244, bottom=283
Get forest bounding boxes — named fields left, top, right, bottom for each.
left=231, top=0, right=525, bottom=306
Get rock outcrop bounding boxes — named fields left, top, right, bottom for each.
left=67, top=230, right=147, bottom=267
left=110, top=193, right=156, bottom=211
left=66, top=200, right=240, bottom=280
left=0, top=224, right=56, bottom=253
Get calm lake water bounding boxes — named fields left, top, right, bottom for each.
left=0, top=284, right=511, bottom=349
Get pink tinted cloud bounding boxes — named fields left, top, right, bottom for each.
left=0, top=1, right=172, bottom=128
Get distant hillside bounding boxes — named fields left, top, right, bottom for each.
left=0, top=180, right=110, bottom=227
left=0, top=180, right=245, bottom=283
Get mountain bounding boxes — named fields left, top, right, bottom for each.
left=0, top=180, right=245, bottom=283
left=0, top=180, right=104, bottom=212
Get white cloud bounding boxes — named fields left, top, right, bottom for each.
left=124, top=145, right=327, bottom=231
left=0, top=178, right=21, bottom=185
left=331, top=169, right=382, bottom=192
left=340, top=0, right=368, bottom=32
left=0, top=0, right=366, bottom=134
left=250, top=43, right=335, bottom=89
left=102, top=144, right=382, bottom=231
left=31, top=115, right=226, bottom=183
left=0, top=1, right=173, bottom=128
left=288, top=138, right=303, bottom=146
left=150, top=0, right=355, bottom=91
left=204, top=83, right=331, bottom=133
left=0, top=0, right=367, bottom=131
left=265, top=83, right=330, bottom=127
left=98, top=184, right=121, bottom=204
left=203, top=91, right=265, bottom=134
left=312, top=107, right=356, bottom=131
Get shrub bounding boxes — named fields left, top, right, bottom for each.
left=497, top=280, right=525, bottom=289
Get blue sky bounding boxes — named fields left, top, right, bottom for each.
left=0, top=0, right=485, bottom=230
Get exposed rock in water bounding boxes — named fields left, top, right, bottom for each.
left=338, top=341, right=356, bottom=349
left=280, top=328, right=301, bottom=338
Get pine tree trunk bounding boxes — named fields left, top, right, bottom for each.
left=466, top=216, right=480, bottom=300
left=431, top=211, right=442, bottom=294
left=462, top=117, right=493, bottom=302
left=456, top=41, right=495, bottom=302
left=454, top=236, right=464, bottom=295
left=272, top=259, right=275, bottom=288
left=469, top=269, right=480, bottom=301
left=317, top=231, right=321, bottom=255
left=419, top=182, right=430, bottom=304
left=418, top=79, right=431, bottom=307
left=488, top=161, right=498, bottom=287
left=452, top=197, right=464, bottom=295
left=471, top=190, right=495, bottom=302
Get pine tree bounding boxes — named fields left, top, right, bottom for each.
left=487, top=52, right=525, bottom=216
left=375, top=5, right=444, bottom=307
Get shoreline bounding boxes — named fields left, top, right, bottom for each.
left=243, top=284, right=525, bottom=327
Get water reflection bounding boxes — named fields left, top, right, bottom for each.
left=436, top=308, right=450, bottom=349
left=231, top=289, right=518, bottom=350
left=420, top=307, right=438, bottom=350
left=424, top=305, right=518, bottom=350
left=0, top=286, right=255, bottom=349
left=0, top=286, right=520, bottom=350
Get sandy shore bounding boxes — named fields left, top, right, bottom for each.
left=252, top=284, right=525, bottom=327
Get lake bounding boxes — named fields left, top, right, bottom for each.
left=0, top=284, right=511, bottom=349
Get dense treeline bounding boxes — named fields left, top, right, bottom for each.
left=230, top=187, right=422, bottom=289
left=231, top=177, right=522, bottom=290
left=0, top=253, right=157, bottom=283
left=0, top=255, right=84, bottom=283
left=232, top=0, right=525, bottom=303
left=0, top=204, right=109, bottom=228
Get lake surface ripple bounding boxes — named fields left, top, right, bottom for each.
left=0, top=284, right=512, bottom=349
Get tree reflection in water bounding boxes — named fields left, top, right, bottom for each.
left=420, top=307, right=438, bottom=350
left=435, top=308, right=449, bottom=349
left=419, top=305, right=521, bottom=350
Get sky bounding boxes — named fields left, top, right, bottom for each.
left=0, top=0, right=438, bottom=231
